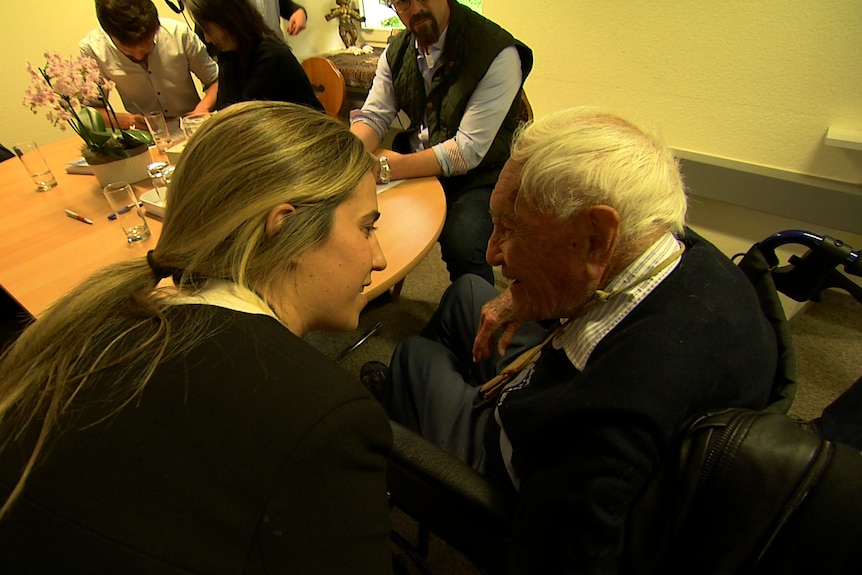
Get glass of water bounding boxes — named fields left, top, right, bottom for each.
left=13, top=141, right=58, bottom=191
left=143, top=111, right=173, bottom=153
left=103, top=181, right=151, bottom=243
left=180, top=112, right=213, bottom=138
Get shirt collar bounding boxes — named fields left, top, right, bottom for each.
left=415, top=26, right=448, bottom=67
left=554, top=232, right=683, bottom=370
left=166, top=280, right=281, bottom=322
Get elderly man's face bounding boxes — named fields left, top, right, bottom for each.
left=486, top=161, right=600, bottom=321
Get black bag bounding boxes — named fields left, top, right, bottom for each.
left=624, top=407, right=862, bottom=574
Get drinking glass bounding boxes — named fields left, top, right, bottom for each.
left=180, top=112, right=212, bottom=138
left=144, top=111, right=173, bottom=153
left=103, top=182, right=151, bottom=243
left=13, top=141, right=58, bottom=191
left=146, top=161, right=175, bottom=203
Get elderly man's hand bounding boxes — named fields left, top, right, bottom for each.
left=473, top=288, right=522, bottom=362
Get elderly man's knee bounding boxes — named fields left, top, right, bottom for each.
left=440, top=274, right=497, bottom=318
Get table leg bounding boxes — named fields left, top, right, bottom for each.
left=391, top=279, right=405, bottom=303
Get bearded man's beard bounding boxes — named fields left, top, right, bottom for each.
left=410, top=10, right=440, bottom=46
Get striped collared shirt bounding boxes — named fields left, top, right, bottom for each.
left=494, top=232, right=683, bottom=489
left=554, top=232, right=684, bottom=370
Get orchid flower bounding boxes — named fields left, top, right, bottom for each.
left=23, top=52, right=153, bottom=159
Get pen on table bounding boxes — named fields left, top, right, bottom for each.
left=107, top=202, right=143, bottom=220
left=65, top=209, right=93, bottom=225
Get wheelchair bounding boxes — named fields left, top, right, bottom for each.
left=386, top=229, right=862, bottom=574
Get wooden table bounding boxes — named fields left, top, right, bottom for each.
left=0, top=137, right=445, bottom=318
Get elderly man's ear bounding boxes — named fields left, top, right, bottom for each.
left=580, top=205, right=620, bottom=279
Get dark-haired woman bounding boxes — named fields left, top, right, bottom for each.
left=190, top=0, right=323, bottom=111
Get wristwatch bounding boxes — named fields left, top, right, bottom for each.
left=378, top=156, right=391, bottom=184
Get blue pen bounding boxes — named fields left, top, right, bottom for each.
left=107, top=202, right=142, bottom=220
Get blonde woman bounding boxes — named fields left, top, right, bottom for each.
left=0, top=102, right=392, bottom=574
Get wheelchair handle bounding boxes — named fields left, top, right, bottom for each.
left=758, top=229, right=861, bottom=277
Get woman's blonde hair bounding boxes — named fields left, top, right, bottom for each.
left=0, top=101, right=372, bottom=518
left=511, top=107, right=687, bottom=250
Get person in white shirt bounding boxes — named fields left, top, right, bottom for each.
left=80, top=0, right=219, bottom=129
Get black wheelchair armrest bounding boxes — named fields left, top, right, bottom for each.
left=387, top=420, right=516, bottom=573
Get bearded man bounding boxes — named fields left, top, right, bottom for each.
left=350, top=0, right=532, bottom=284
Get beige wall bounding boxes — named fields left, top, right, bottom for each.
left=5, top=1, right=859, bottom=182
left=2, top=1, right=859, bottom=236
left=486, top=0, right=862, bottom=186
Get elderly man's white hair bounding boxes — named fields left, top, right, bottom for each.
left=511, top=107, right=687, bottom=247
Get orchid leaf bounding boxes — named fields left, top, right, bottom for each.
left=78, top=106, right=106, bottom=133
left=84, top=129, right=115, bottom=148
left=121, top=129, right=154, bottom=147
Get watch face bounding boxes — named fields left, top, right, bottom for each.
left=379, top=157, right=391, bottom=183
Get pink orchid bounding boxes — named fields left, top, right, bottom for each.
left=23, top=52, right=152, bottom=157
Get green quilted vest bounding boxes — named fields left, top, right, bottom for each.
left=386, top=2, right=533, bottom=195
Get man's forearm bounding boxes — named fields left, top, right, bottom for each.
left=93, top=106, right=145, bottom=130
left=197, top=81, right=219, bottom=112
left=279, top=0, right=303, bottom=18
left=386, top=148, right=443, bottom=180
left=350, top=121, right=383, bottom=154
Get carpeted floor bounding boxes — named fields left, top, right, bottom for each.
left=786, top=288, right=862, bottom=421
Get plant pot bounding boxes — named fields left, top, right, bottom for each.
left=88, top=146, right=154, bottom=188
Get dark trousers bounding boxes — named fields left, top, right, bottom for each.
left=438, top=185, right=495, bottom=285
left=382, top=275, right=546, bottom=471
left=391, top=131, right=495, bottom=284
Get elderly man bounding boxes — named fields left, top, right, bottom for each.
left=80, top=0, right=219, bottom=129
left=376, top=108, right=779, bottom=573
left=350, top=0, right=533, bottom=285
